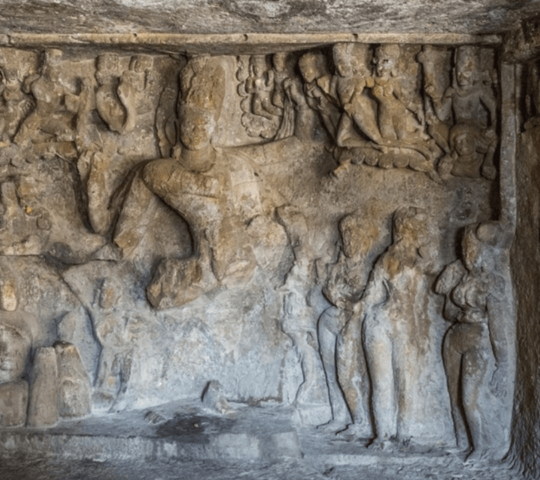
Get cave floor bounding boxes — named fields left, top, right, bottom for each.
left=0, top=401, right=521, bottom=479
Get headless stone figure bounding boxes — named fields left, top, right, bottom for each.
left=0, top=280, right=35, bottom=427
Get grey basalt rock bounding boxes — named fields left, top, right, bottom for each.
left=54, top=341, right=91, bottom=419
left=0, top=380, right=28, bottom=427
left=27, top=347, right=59, bottom=428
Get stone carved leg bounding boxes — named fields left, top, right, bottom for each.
left=364, top=319, right=397, bottom=447
left=93, top=347, right=120, bottom=409
left=290, top=329, right=326, bottom=407
left=462, top=343, right=491, bottom=462
left=443, top=327, right=469, bottom=451
left=114, top=170, right=161, bottom=259
left=316, top=307, right=351, bottom=431
left=336, top=313, right=372, bottom=439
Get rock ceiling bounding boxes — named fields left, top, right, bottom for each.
left=0, top=0, right=538, bottom=35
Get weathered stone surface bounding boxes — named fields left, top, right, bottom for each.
left=54, top=342, right=91, bottom=419
left=0, top=1, right=535, bottom=37
left=0, top=23, right=532, bottom=479
left=508, top=71, right=540, bottom=480
left=201, top=380, right=232, bottom=414
left=27, top=347, right=59, bottom=428
left=0, top=380, right=28, bottom=427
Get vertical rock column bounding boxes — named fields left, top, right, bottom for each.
left=27, top=347, right=59, bottom=428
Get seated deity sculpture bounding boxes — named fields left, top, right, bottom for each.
left=14, top=49, right=75, bottom=148
left=425, top=46, right=498, bottom=180
left=438, top=123, right=497, bottom=179
left=0, top=58, right=34, bottom=146
left=245, top=55, right=283, bottom=121
left=370, top=45, right=440, bottom=179
left=114, top=55, right=259, bottom=309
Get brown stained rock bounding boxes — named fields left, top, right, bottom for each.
left=27, top=347, right=58, bottom=428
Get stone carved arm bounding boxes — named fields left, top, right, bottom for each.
left=479, top=88, right=498, bottom=133
left=487, top=289, right=509, bottom=368
left=393, top=81, right=425, bottom=126
left=21, top=73, right=40, bottom=95
left=486, top=279, right=511, bottom=399
left=322, top=252, right=351, bottom=310
left=355, top=263, right=389, bottom=314
left=427, top=85, right=453, bottom=123
left=264, top=70, right=276, bottom=92
left=435, top=260, right=466, bottom=322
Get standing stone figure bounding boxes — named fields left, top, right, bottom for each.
left=277, top=206, right=329, bottom=424
left=435, top=221, right=514, bottom=462
left=92, top=279, right=139, bottom=412
left=317, top=214, right=379, bottom=436
left=331, top=43, right=380, bottom=149
left=360, top=207, right=439, bottom=450
left=298, top=50, right=341, bottom=142
left=272, top=52, right=308, bottom=140
left=0, top=280, right=35, bottom=427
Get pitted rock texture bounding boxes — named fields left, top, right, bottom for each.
left=0, top=0, right=536, bottom=35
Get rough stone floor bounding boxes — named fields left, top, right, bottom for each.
left=0, top=456, right=521, bottom=480
left=0, top=401, right=522, bottom=479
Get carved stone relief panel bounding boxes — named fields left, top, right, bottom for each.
left=0, top=42, right=515, bottom=465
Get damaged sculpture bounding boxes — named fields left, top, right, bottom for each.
left=0, top=40, right=516, bottom=474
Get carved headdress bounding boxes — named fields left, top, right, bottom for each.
left=179, top=56, right=226, bottom=122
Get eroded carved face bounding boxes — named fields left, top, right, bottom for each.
left=374, top=46, right=398, bottom=78
left=273, top=53, right=288, bottom=73
left=130, top=55, right=153, bottom=73
left=334, top=52, right=353, bottom=77
left=0, top=282, right=17, bottom=312
left=251, top=56, right=267, bottom=77
left=454, top=132, right=476, bottom=156
left=42, top=49, right=63, bottom=82
left=0, top=323, right=30, bottom=383
left=455, top=50, right=477, bottom=90
left=179, top=108, right=215, bottom=150
left=299, top=52, right=327, bottom=84
left=96, top=54, right=120, bottom=84
left=333, top=44, right=353, bottom=78
left=393, top=208, right=429, bottom=245
left=340, top=216, right=377, bottom=259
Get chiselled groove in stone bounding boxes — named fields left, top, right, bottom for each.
left=1, top=33, right=502, bottom=51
